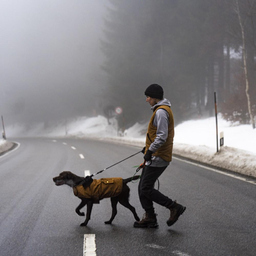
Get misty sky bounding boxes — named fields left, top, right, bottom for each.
left=0, top=0, right=108, bottom=125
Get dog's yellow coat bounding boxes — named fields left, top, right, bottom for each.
left=73, top=178, right=123, bottom=203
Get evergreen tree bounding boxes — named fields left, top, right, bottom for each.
left=101, top=0, right=256, bottom=127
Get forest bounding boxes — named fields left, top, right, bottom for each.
left=101, top=0, right=256, bottom=129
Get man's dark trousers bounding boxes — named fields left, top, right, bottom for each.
left=138, top=165, right=173, bottom=215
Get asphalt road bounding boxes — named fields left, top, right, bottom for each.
left=0, top=138, right=255, bottom=256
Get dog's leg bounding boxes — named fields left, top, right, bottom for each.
left=80, top=200, right=93, bottom=227
left=118, top=185, right=140, bottom=221
left=119, top=197, right=140, bottom=221
left=76, top=199, right=87, bottom=216
left=105, top=197, right=118, bottom=224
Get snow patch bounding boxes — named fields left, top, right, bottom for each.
left=3, top=115, right=256, bottom=178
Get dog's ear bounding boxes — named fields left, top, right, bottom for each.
left=65, top=171, right=72, bottom=177
left=60, top=171, right=71, bottom=177
left=82, top=175, right=93, bottom=188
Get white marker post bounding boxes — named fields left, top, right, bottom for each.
left=220, top=131, right=224, bottom=149
left=115, top=106, right=123, bottom=136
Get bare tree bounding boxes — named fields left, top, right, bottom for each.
left=235, top=0, right=255, bottom=129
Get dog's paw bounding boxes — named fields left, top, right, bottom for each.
left=80, top=222, right=88, bottom=227
left=104, top=221, right=112, bottom=225
left=76, top=211, right=85, bottom=216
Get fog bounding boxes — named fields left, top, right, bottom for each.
left=0, top=0, right=108, bottom=126
left=1, top=1, right=255, bottom=134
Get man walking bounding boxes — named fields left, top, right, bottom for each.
left=134, top=84, right=186, bottom=228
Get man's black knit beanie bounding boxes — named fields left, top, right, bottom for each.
left=144, top=84, right=164, bottom=99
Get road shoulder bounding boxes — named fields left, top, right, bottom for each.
left=0, top=140, right=18, bottom=156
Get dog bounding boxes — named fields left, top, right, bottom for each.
left=53, top=171, right=140, bottom=226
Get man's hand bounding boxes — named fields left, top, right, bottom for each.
left=144, top=150, right=153, bottom=161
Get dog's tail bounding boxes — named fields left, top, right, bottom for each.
left=123, top=175, right=140, bottom=184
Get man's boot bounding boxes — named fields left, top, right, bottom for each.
left=167, top=201, right=186, bottom=226
left=134, top=213, right=158, bottom=228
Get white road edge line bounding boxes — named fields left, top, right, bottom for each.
left=174, top=156, right=256, bottom=186
left=83, top=234, right=96, bottom=256
left=79, top=154, right=85, bottom=159
left=0, top=141, right=20, bottom=158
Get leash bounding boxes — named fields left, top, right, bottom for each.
left=133, top=160, right=160, bottom=190
left=129, top=161, right=145, bottom=182
left=91, top=150, right=142, bottom=177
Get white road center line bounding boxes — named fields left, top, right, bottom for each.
left=83, top=234, right=96, bottom=256
left=63, top=142, right=67, bottom=145
left=71, top=146, right=76, bottom=150
left=172, top=250, right=191, bottom=256
left=83, top=171, right=96, bottom=256
left=79, top=154, right=85, bottom=159
left=146, top=244, right=165, bottom=249
left=84, top=170, right=91, bottom=177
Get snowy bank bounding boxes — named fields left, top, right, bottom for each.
left=173, top=144, right=256, bottom=178
left=3, top=115, right=256, bottom=178
left=0, top=139, right=15, bottom=155
left=173, top=117, right=256, bottom=178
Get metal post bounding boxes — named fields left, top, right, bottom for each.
left=1, top=115, right=6, bottom=140
left=214, top=92, right=218, bottom=152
